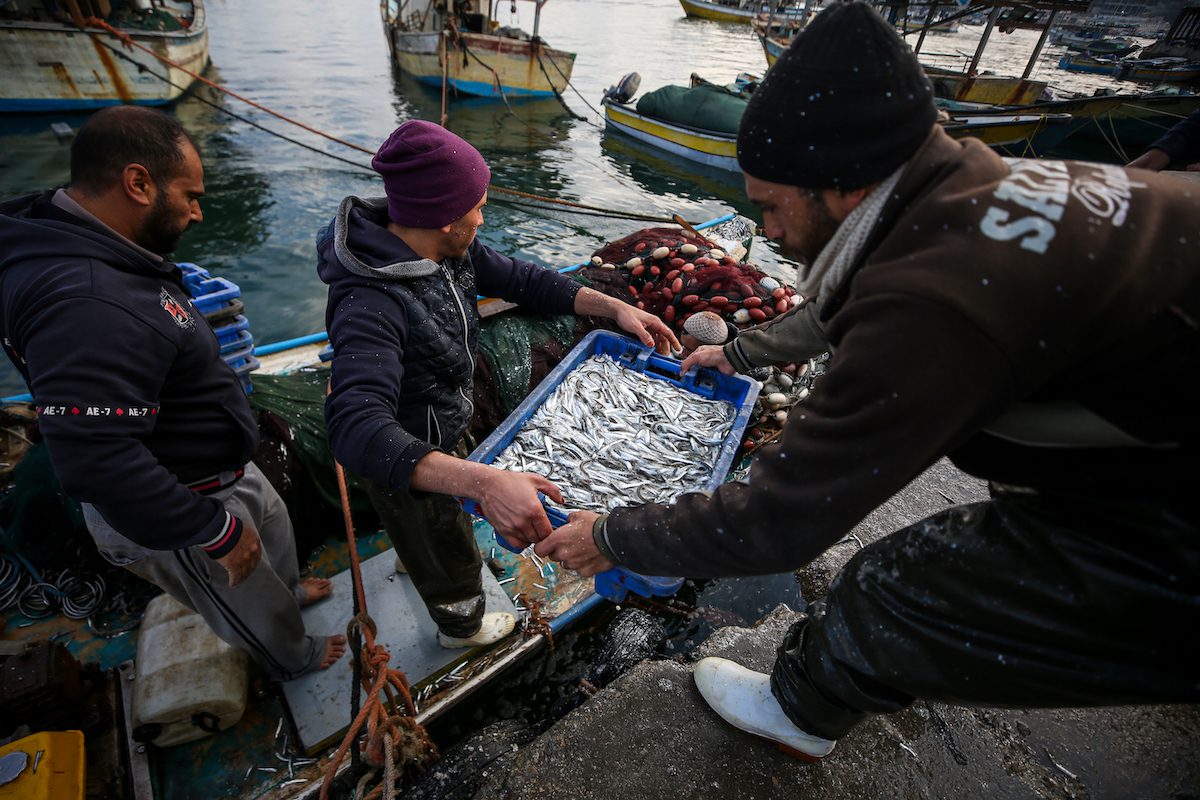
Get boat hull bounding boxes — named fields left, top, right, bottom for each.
left=603, top=100, right=740, bottom=172
left=388, top=30, right=575, bottom=98
left=679, top=0, right=803, bottom=25
left=1057, top=54, right=1120, bottom=75
left=0, top=11, right=209, bottom=112
left=942, top=113, right=1075, bottom=154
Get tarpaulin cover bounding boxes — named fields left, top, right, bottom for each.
left=635, top=83, right=748, bottom=135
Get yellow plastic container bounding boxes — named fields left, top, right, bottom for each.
left=0, top=730, right=84, bottom=799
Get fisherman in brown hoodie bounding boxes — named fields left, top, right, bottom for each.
left=532, top=1, right=1200, bottom=760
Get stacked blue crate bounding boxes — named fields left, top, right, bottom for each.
left=178, top=263, right=259, bottom=393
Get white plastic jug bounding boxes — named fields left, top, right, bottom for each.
left=132, top=593, right=249, bottom=747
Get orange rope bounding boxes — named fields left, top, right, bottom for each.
left=314, top=444, right=436, bottom=798
left=82, top=17, right=375, bottom=156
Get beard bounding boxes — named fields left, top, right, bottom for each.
left=137, top=190, right=191, bottom=256
left=788, top=192, right=842, bottom=282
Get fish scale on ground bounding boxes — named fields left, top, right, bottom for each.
left=491, top=355, right=736, bottom=513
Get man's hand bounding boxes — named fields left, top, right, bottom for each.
left=1127, top=148, right=1171, bottom=172
left=534, top=510, right=614, bottom=576
left=479, top=468, right=564, bottom=547
left=216, top=525, right=262, bottom=586
left=573, top=286, right=681, bottom=354
left=613, top=303, right=682, bottom=354
left=681, top=344, right=736, bottom=376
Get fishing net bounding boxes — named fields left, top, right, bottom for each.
left=0, top=438, right=89, bottom=571
left=579, top=226, right=800, bottom=335
left=474, top=309, right=580, bottom=426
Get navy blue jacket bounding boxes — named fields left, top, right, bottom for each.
left=1150, top=109, right=1200, bottom=168
left=318, top=196, right=580, bottom=490
left=0, top=191, right=258, bottom=555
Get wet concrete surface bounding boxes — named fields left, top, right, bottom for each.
left=468, top=460, right=1200, bottom=799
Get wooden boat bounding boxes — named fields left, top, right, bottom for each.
left=379, top=0, right=575, bottom=99
left=1057, top=53, right=1122, bottom=75
left=1116, top=56, right=1200, bottom=83
left=678, top=0, right=807, bottom=24
left=941, top=110, right=1075, bottom=153
left=0, top=0, right=209, bottom=112
left=603, top=75, right=1076, bottom=172
left=1064, top=36, right=1140, bottom=56
left=968, top=92, right=1200, bottom=158
left=603, top=97, right=741, bottom=173
left=754, top=18, right=1049, bottom=105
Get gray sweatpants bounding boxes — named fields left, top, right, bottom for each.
left=82, top=462, right=327, bottom=681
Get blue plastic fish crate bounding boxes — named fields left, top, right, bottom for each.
left=188, top=276, right=241, bottom=316
left=224, top=346, right=259, bottom=394
left=213, top=315, right=252, bottom=354
left=466, top=329, right=760, bottom=602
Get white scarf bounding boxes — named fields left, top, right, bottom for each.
left=801, top=164, right=907, bottom=300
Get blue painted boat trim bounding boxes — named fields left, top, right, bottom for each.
left=549, top=592, right=606, bottom=631
left=252, top=331, right=329, bottom=356
left=414, top=75, right=556, bottom=98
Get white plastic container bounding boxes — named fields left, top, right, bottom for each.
left=132, top=594, right=249, bottom=747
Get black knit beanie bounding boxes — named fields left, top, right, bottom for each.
left=738, top=1, right=937, bottom=190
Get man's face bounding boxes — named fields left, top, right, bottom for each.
left=138, top=140, right=204, bottom=256
left=743, top=174, right=841, bottom=269
left=439, top=191, right=486, bottom=260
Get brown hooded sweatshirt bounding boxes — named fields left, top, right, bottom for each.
left=599, top=127, right=1200, bottom=578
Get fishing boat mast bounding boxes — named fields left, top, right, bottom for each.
left=961, top=0, right=1090, bottom=80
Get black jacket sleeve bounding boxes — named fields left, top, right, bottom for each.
left=323, top=284, right=436, bottom=491
left=602, top=295, right=1015, bottom=577
left=1150, top=109, right=1200, bottom=167
left=23, top=297, right=238, bottom=553
left=470, top=239, right=581, bottom=314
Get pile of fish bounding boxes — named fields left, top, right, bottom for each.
left=490, top=355, right=736, bottom=512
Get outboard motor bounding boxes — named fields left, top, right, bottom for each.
left=603, top=72, right=641, bottom=104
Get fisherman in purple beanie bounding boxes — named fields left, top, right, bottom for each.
left=317, top=120, right=678, bottom=648
left=535, top=0, right=1200, bottom=761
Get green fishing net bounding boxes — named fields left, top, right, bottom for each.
left=476, top=310, right=578, bottom=416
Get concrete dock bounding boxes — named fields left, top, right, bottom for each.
left=466, top=460, right=1200, bottom=799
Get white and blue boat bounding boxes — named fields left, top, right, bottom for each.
left=0, top=0, right=209, bottom=112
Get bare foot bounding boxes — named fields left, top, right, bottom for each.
left=297, top=577, right=333, bottom=607
left=319, top=635, right=347, bottom=669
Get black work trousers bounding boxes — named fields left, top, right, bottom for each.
left=363, top=469, right=484, bottom=639
left=772, top=488, right=1200, bottom=739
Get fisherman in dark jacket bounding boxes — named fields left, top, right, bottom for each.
left=534, top=3, right=1200, bottom=760
left=319, top=121, right=678, bottom=648
left=0, top=107, right=345, bottom=679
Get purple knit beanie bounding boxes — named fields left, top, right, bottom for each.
left=371, top=120, right=491, bottom=229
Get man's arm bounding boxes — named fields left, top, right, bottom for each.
left=541, top=295, right=1015, bottom=578
left=572, top=285, right=680, bottom=352
left=408, top=451, right=563, bottom=545
left=1129, top=109, right=1200, bottom=171
left=324, top=289, right=437, bottom=490
left=471, top=240, right=679, bottom=351
left=324, top=282, right=564, bottom=542
left=22, top=298, right=258, bottom=582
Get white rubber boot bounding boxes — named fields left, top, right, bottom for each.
left=693, top=657, right=836, bottom=761
left=437, top=612, right=516, bottom=648
left=394, top=556, right=407, bottom=574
